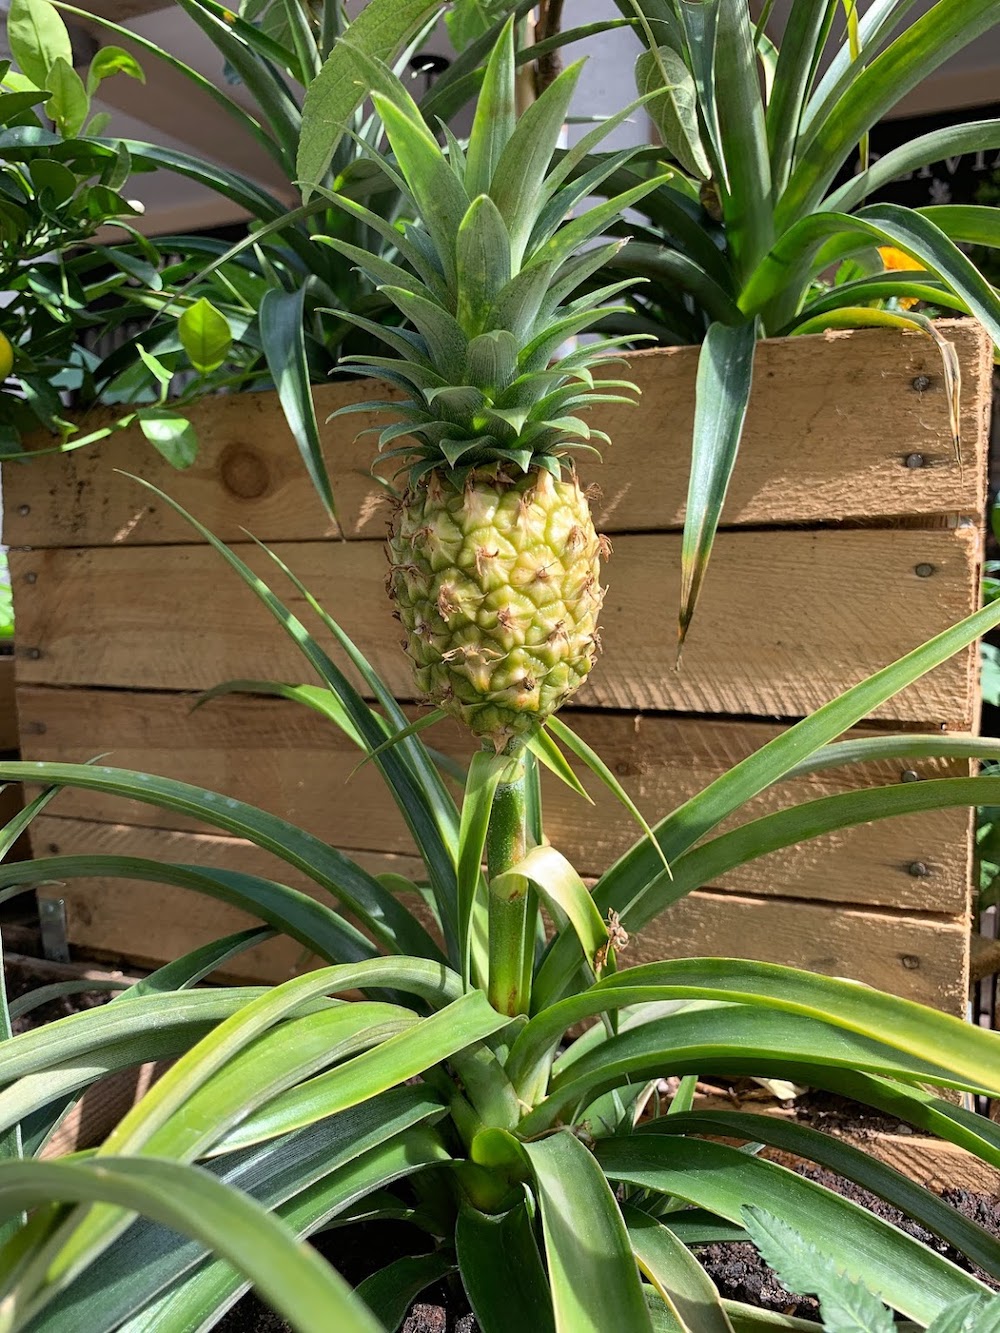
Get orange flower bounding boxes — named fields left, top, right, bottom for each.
left=878, top=246, right=926, bottom=308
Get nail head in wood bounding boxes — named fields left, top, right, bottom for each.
left=914, top=563, right=935, bottom=578
left=911, top=374, right=932, bottom=392
left=904, top=453, right=924, bottom=469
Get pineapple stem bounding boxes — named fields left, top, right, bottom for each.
left=486, top=749, right=532, bottom=1017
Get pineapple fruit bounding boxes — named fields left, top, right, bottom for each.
left=322, top=22, right=665, bottom=746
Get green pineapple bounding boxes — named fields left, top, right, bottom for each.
left=321, top=22, right=665, bottom=746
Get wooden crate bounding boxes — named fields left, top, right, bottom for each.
left=3, top=320, right=992, bottom=1012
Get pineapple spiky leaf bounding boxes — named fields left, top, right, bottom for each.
left=320, top=22, right=667, bottom=744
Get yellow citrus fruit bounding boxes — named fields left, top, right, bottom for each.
left=0, top=332, right=13, bottom=381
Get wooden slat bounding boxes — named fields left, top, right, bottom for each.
left=0, top=656, right=17, bottom=751
left=27, top=817, right=968, bottom=1012
left=4, top=322, right=989, bottom=548
left=8, top=526, right=981, bottom=726
left=16, top=687, right=973, bottom=913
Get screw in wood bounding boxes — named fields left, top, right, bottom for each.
left=16, top=504, right=29, bottom=516
left=907, top=861, right=931, bottom=878
left=23, top=572, right=36, bottom=584
left=901, top=955, right=920, bottom=970
left=911, top=374, right=932, bottom=392
left=900, top=770, right=921, bottom=782
left=914, top=563, right=935, bottom=577
left=904, top=453, right=924, bottom=469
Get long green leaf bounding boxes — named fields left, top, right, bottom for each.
left=712, top=0, right=772, bottom=277
left=650, top=1111, right=1000, bottom=1282
left=633, top=775, right=1000, bottom=930
left=457, top=751, right=505, bottom=989
left=524, top=1132, right=653, bottom=1333
left=0, top=762, right=430, bottom=957
left=765, top=0, right=838, bottom=194
left=30, top=1091, right=445, bottom=1333
left=597, top=1136, right=989, bottom=1326
left=169, top=0, right=300, bottom=166
left=121, top=1127, right=450, bottom=1332
left=778, top=0, right=1000, bottom=226
left=0, top=1157, right=382, bottom=1333
left=827, top=119, right=1000, bottom=212
left=0, top=855, right=376, bottom=968
left=121, top=474, right=460, bottom=955
left=513, top=957, right=1000, bottom=1105
left=260, top=286, right=337, bottom=524
left=209, top=992, right=505, bottom=1158
left=26, top=960, right=471, bottom=1296
left=530, top=587, right=1000, bottom=1009
left=678, top=319, right=757, bottom=650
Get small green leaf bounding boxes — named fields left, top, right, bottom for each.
left=137, top=408, right=198, bottom=469
left=635, top=44, right=710, bottom=180
left=7, top=0, right=71, bottom=89
left=45, top=56, right=88, bottom=137
left=86, top=44, right=144, bottom=96
left=135, top=343, right=173, bottom=387
left=28, top=156, right=75, bottom=204
left=178, top=297, right=233, bottom=374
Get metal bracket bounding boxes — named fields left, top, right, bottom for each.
left=38, top=897, right=70, bottom=964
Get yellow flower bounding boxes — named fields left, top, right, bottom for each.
left=877, top=246, right=925, bottom=308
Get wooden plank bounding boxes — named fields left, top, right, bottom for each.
left=4, top=322, right=989, bottom=548
left=0, top=656, right=17, bottom=751
left=26, top=817, right=968, bottom=1011
left=8, top=526, right=981, bottom=726
left=16, top=687, right=973, bottom=913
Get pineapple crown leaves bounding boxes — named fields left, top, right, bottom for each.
left=317, top=19, right=672, bottom=484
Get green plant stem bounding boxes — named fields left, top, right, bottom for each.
left=486, top=751, right=532, bottom=1018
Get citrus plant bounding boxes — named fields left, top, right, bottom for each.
left=2, top=29, right=1000, bottom=1331
left=53, top=0, right=596, bottom=511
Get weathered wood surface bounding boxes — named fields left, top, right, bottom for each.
left=0, top=656, right=17, bottom=751
left=17, top=688, right=973, bottom=913
left=29, top=817, right=968, bottom=1012
left=4, top=322, right=989, bottom=548
left=8, top=525, right=981, bottom=726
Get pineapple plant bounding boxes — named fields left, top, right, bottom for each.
left=320, top=21, right=666, bottom=748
